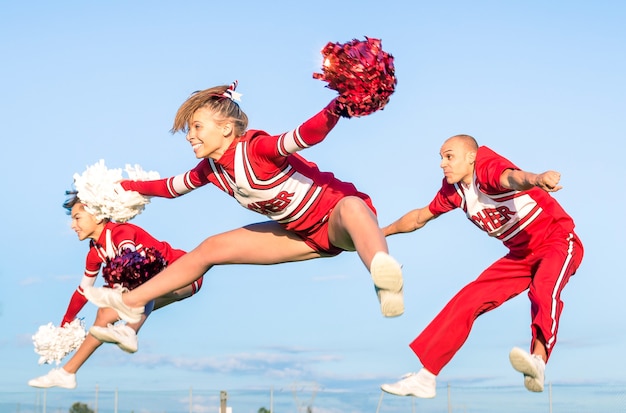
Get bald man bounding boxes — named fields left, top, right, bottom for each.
left=381, top=135, right=583, bottom=398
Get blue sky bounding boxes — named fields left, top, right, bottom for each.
left=1, top=1, right=625, bottom=412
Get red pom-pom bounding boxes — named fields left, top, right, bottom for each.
left=102, top=248, right=166, bottom=291
left=313, top=37, right=397, bottom=118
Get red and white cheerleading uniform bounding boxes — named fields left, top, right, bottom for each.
left=121, top=100, right=374, bottom=254
left=60, top=221, right=201, bottom=326
left=410, top=146, right=584, bottom=374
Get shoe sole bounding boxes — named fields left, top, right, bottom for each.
left=509, top=347, right=539, bottom=377
left=371, top=254, right=403, bottom=292
left=524, top=376, right=544, bottom=392
left=116, top=342, right=138, bottom=353
left=90, top=328, right=138, bottom=353
left=28, top=382, right=77, bottom=389
left=371, top=253, right=404, bottom=317
left=380, top=384, right=436, bottom=398
left=28, top=376, right=77, bottom=389
left=377, top=289, right=404, bottom=317
left=510, top=347, right=544, bottom=392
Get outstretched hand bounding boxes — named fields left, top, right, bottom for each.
left=535, top=171, right=563, bottom=192
left=115, top=180, right=131, bottom=192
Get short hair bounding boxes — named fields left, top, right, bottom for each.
left=63, top=190, right=80, bottom=215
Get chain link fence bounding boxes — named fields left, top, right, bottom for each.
left=3, top=383, right=625, bottom=413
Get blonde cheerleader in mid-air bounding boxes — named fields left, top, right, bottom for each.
left=83, top=38, right=405, bottom=336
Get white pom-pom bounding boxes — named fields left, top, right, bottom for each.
left=73, top=160, right=160, bottom=222
left=32, top=319, right=87, bottom=365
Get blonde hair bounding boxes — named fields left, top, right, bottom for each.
left=171, top=85, right=249, bottom=136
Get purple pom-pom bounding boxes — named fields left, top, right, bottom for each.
left=102, top=248, right=166, bottom=290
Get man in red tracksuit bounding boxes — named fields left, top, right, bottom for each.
left=381, top=134, right=583, bottom=398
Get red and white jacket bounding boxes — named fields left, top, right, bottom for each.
left=61, top=221, right=185, bottom=326
left=428, top=146, right=576, bottom=255
left=121, top=100, right=372, bottom=233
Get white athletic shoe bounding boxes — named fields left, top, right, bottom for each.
left=83, top=286, right=144, bottom=323
left=28, top=368, right=77, bottom=389
left=509, top=347, right=546, bottom=392
left=370, top=252, right=404, bottom=317
left=381, top=369, right=437, bottom=398
left=90, top=323, right=138, bottom=353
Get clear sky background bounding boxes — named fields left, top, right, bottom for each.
left=1, top=1, right=625, bottom=412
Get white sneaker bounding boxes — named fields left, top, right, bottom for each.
left=90, top=323, right=138, bottom=353
left=28, top=368, right=77, bottom=389
left=509, top=347, right=545, bottom=392
left=83, top=286, right=144, bottom=323
left=370, top=252, right=404, bottom=317
left=381, top=369, right=436, bottom=398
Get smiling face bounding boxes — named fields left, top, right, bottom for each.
left=70, top=203, right=104, bottom=241
left=186, top=107, right=234, bottom=160
left=439, top=135, right=477, bottom=186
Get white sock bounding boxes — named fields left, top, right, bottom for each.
left=418, top=368, right=436, bottom=380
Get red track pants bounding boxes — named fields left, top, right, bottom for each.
left=410, top=231, right=584, bottom=375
